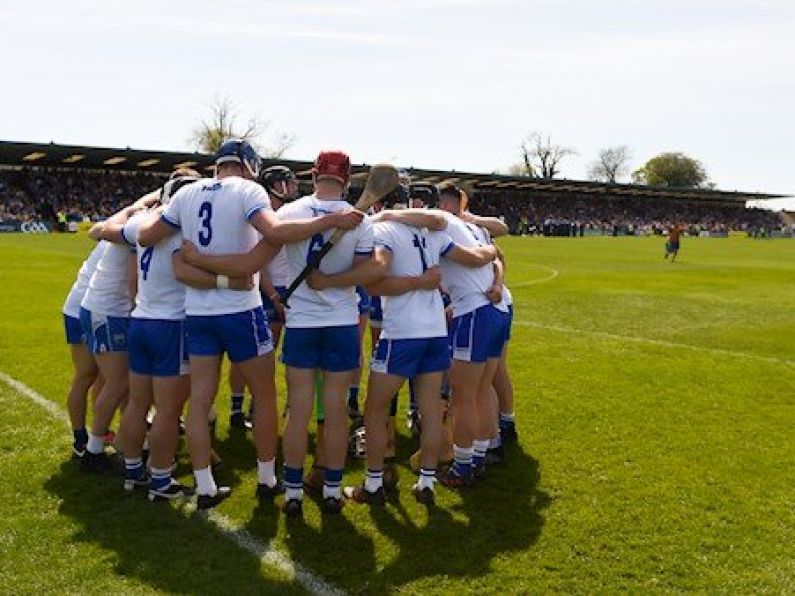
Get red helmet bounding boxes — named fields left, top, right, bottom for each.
left=314, top=150, right=351, bottom=185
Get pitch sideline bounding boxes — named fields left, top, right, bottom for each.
left=0, top=370, right=345, bottom=596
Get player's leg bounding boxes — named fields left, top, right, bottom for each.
left=83, top=351, right=129, bottom=471
left=304, top=372, right=326, bottom=495
left=120, top=371, right=154, bottom=490
left=495, top=345, right=517, bottom=446
left=66, top=341, right=98, bottom=458
left=228, top=362, right=249, bottom=429
left=473, top=357, right=500, bottom=477
left=148, top=374, right=191, bottom=500
left=344, top=368, right=404, bottom=505
left=347, top=292, right=370, bottom=420
left=282, top=366, right=316, bottom=515
left=318, top=324, right=361, bottom=513
left=412, top=370, right=445, bottom=503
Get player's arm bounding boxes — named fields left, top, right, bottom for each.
left=171, top=251, right=254, bottom=291
left=443, top=243, right=498, bottom=267
left=89, top=204, right=152, bottom=244
left=459, top=211, right=509, bottom=237
left=249, top=208, right=364, bottom=244
left=138, top=215, right=178, bottom=247
left=368, top=265, right=442, bottom=296
left=306, top=250, right=388, bottom=290
left=371, top=209, right=446, bottom=231
left=179, top=238, right=281, bottom=277
left=486, top=258, right=504, bottom=304
left=128, top=252, right=138, bottom=305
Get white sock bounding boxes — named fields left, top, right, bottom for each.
left=257, top=458, right=277, bottom=488
left=490, top=435, right=502, bottom=449
left=194, top=466, right=217, bottom=496
left=285, top=486, right=303, bottom=501
left=323, top=484, right=342, bottom=500
left=453, top=444, right=474, bottom=465
left=418, top=468, right=436, bottom=490
left=364, top=469, right=384, bottom=493
left=473, top=439, right=490, bottom=458
left=87, top=433, right=104, bottom=454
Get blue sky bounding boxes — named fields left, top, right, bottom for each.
left=2, top=0, right=793, bottom=209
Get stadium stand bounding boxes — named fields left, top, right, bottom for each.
left=0, top=140, right=790, bottom=236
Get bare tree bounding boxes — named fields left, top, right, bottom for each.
left=520, top=132, right=577, bottom=179
left=587, top=145, right=631, bottom=183
left=188, top=95, right=296, bottom=158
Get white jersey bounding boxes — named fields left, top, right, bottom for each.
left=437, top=211, right=506, bottom=317
left=162, top=176, right=269, bottom=316
left=266, top=246, right=290, bottom=288
left=63, top=241, right=107, bottom=318
left=278, top=195, right=374, bottom=328
left=80, top=239, right=134, bottom=317
left=123, top=211, right=185, bottom=320
left=463, top=221, right=514, bottom=311
left=374, top=222, right=452, bottom=340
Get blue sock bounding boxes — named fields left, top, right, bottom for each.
left=347, top=386, right=360, bottom=414
left=323, top=468, right=343, bottom=499
left=73, top=427, right=88, bottom=448
left=124, top=457, right=145, bottom=480
left=284, top=465, right=304, bottom=500
left=150, top=468, right=171, bottom=491
left=453, top=445, right=473, bottom=477
left=231, top=393, right=244, bottom=414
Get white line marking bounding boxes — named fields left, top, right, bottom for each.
left=0, top=370, right=344, bottom=596
left=513, top=320, right=795, bottom=368
left=509, top=264, right=559, bottom=288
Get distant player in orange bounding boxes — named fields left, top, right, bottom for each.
left=664, top=224, right=684, bottom=262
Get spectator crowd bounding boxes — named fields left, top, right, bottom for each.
left=0, top=167, right=787, bottom=237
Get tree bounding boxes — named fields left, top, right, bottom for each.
left=519, top=132, right=577, bottom=179
left=587, top=145, right=631, bottom=183
left=632, top=152, right=709, bottom=188
left=188, top=95, right=296, bottom=158
left=503, top=161, right=535, bottom=177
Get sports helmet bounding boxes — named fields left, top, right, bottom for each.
left=261, top=165, right=298, bottom=200
left=313, top=150, right=351, bottom=185
left=215, top=138, right=262, bottom=178
left=161, top=175, right=200, bottom=205
left=409, top=182, right=439, bottom=207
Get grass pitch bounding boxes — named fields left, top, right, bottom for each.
left=0, top=233, right=793, bottom=594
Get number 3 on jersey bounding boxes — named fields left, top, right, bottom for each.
left=198, top=202, right=213, bottom=246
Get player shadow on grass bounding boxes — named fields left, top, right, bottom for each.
left=370, top=446, right=550, bottom=589
left=44, top=461, right=296, bottom=595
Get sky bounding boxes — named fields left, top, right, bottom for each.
left=2, top=0, right=793, bottom=210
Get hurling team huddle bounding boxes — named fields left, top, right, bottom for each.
left=63, top=139, right=517, bottom=515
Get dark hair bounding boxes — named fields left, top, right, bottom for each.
left=437, top=182, right=462, bottom=201
left=171, top=167, right=201, bottom=179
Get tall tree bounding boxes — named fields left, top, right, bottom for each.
left=632, top=152, right=709, bottom=188
left=520, top=132, right=576, bottom=179
left=188, top=95, right=296, bottom=158
left=587, top=145, right=631, bottom=183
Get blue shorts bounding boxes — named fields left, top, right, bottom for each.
left=128, top=319, right=188, bottom=377
left=369, top=295, right=383, bottom=325
left=356, top=286, right=371, bottom=316
left=667, top=240, right=680, bottom=251
left=370, top=336, right=450, bottom=378
left=79, top=307, right=129, bottom=354
left=504, top=304, right=514, bottom=343
left=186, top=307, right=273, bottom=363
left=282, top=324, right=360, bottom=372
left=449, top=304, right=510, bottom=363
left=260, top=286, right=287, bottom=324
left=64, top=314, right=85, bottom=345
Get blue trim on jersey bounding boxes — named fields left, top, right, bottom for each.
left=120, top=226, right=135, bottom=247
left=375, top=243, right=393, bottom=253
left=440, top=241, right=455, bottom=256
left=355, top=249, right=374, bottom=255
left=160, top=213, right=180, bottom=229
left=245, top=204, right=267, bottom=220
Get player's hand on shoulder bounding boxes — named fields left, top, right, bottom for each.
left=230, top=276, right=255, bottom=291
left=180, top=239, right=200, bottom=264
left=332, top=209, right=365, bottom=230
left=485, top=284, right=502, bottom=304
left=415, top=265, right=442, bottom=290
